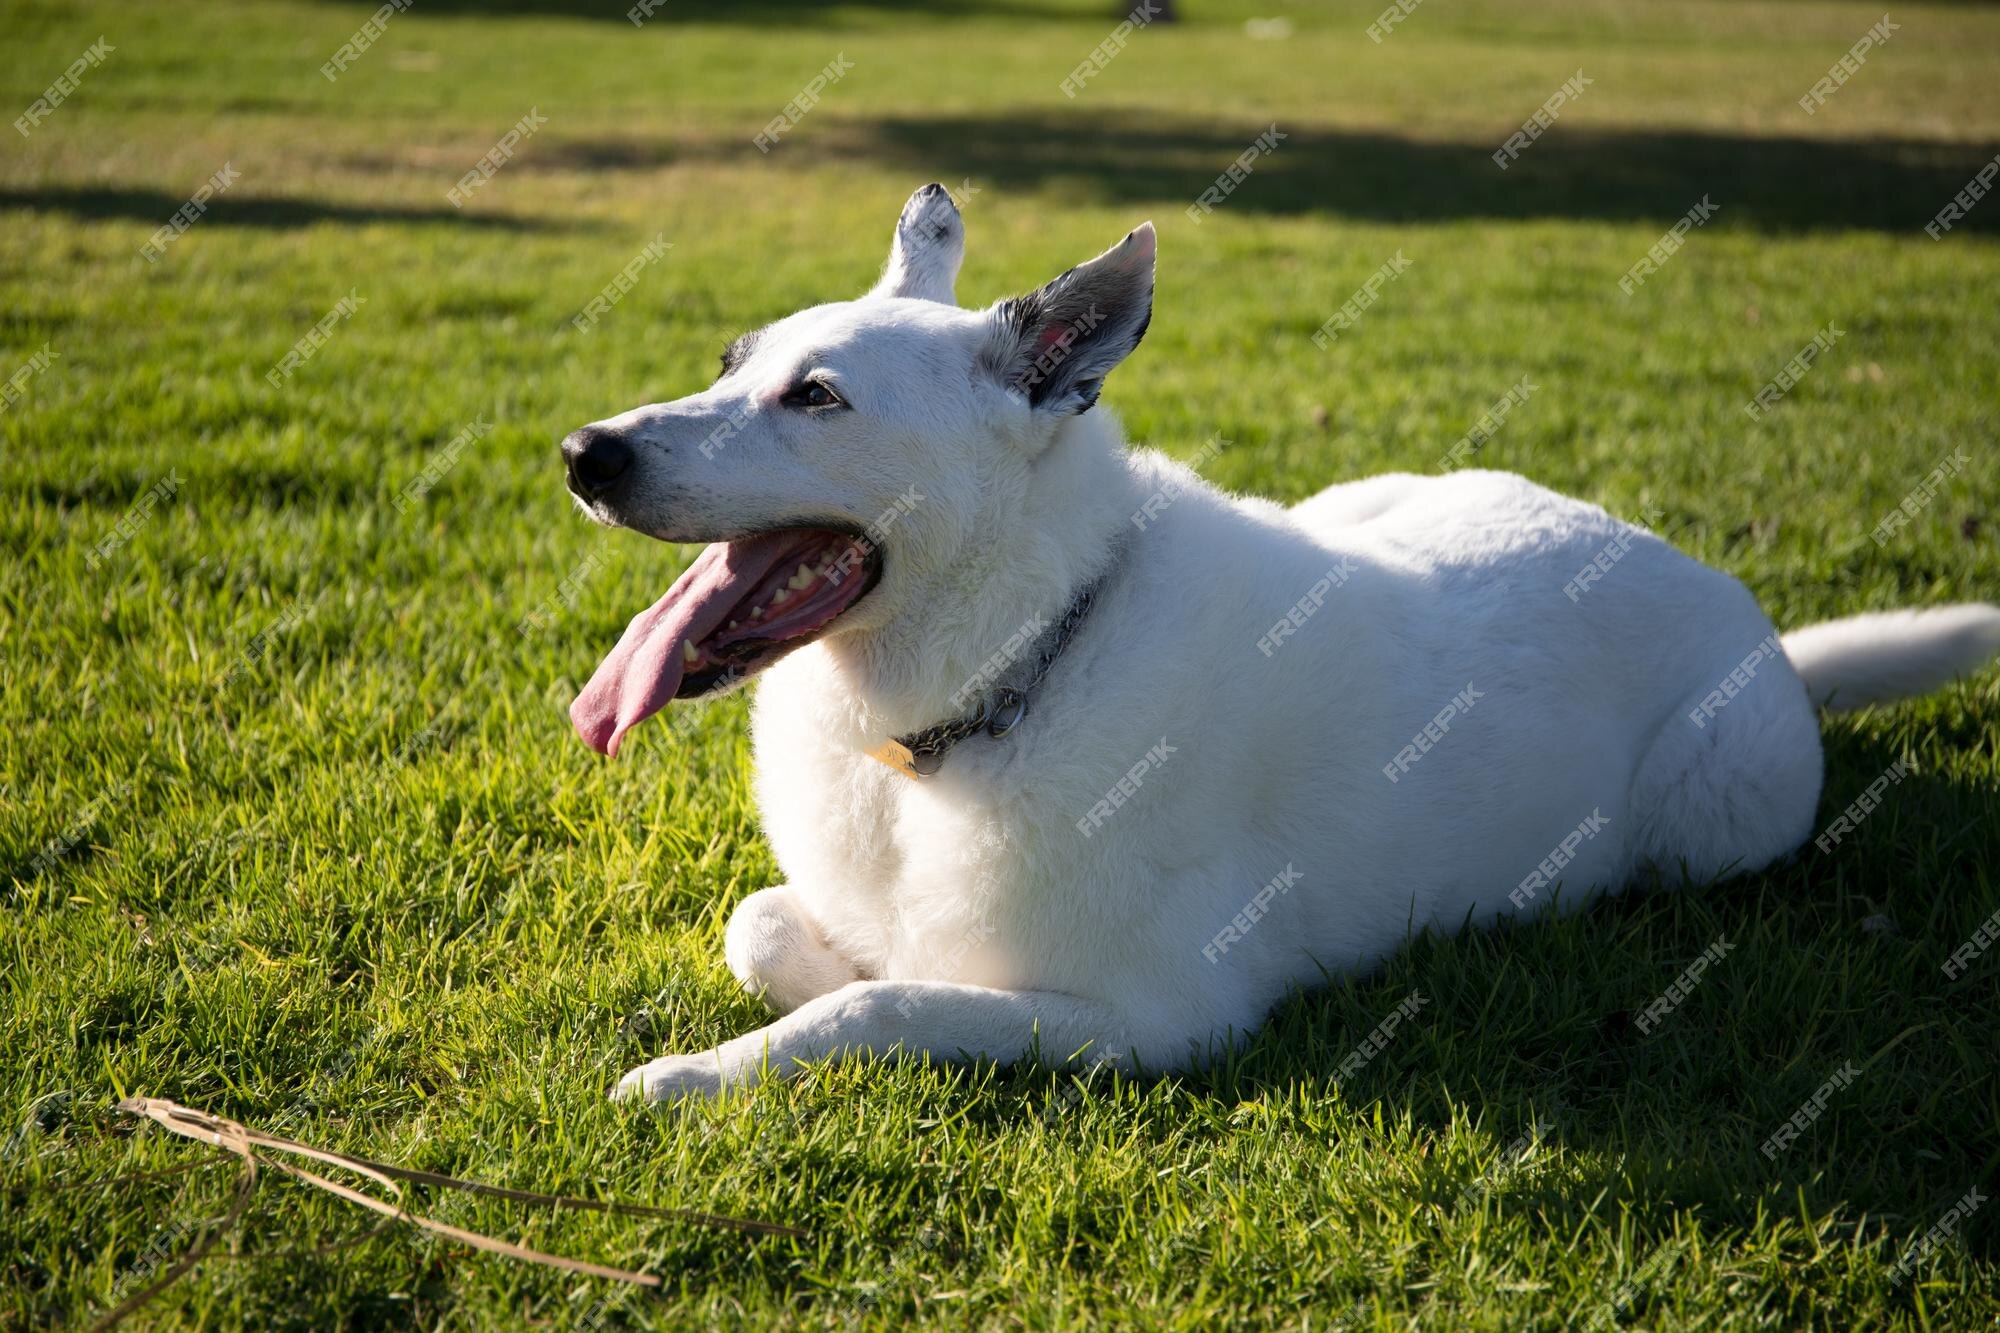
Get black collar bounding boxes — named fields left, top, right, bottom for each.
left=868, top=571, right=1109, bottom=778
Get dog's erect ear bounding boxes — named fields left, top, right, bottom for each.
left=868, top=183, right=964, bottom=304
left=979, top=223, right=1154, bottom=417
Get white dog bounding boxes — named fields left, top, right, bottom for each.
left=560, top=184, right=2000, bottom=1102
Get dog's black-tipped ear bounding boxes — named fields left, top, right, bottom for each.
left=980, top=222, right=1154, bottom=417
left=868, top=183, right=964, bottom=304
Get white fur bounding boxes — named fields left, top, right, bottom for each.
left=1782, top=606, right=2000, bottom=710
left=567, top=188, right=2000, bottom=1101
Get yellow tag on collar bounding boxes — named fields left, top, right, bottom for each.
left=866, top=738, right=920, bottom=779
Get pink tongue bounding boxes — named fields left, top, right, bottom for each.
left=569, top=532, right=799, bottom=757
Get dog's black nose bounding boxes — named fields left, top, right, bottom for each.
left=562, top=425, right=633, bottom=499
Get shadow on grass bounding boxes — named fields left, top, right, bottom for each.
left=1161, top=721, right=2000, bottom=1269
left=308, top=0, right=1100, bottom=22
left=21, top=121, right=1986, bottom=240
left=510, top=110, right=2000, bottom=234
left=821, top=112, right=2000, bottom=234
left=0, top=186, right=586, bottom=234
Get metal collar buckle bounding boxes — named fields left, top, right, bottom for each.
left=866, top=575, right=1104, bottom=780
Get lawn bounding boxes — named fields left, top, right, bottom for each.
left=3, top=0, right=1998, bottom=1325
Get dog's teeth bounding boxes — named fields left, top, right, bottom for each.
left=750, top=606, right=764, bottom=620
left=788, top=565, right=814, bottom=591
left=772, top=587, right=791, bottom=604
left=728, top=620, right=740, bottom=631
left=682, top=642, right=700, bottom=666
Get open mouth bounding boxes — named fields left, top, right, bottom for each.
left=569, top=527, right=883, bottom=756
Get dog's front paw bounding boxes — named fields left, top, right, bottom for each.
left=612, top=1052, right=727, bottom=1103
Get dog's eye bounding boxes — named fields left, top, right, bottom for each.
left=782, top=379, right=846, bottom=410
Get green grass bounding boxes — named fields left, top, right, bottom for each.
left=4, top=0, right=1999, bottom=1325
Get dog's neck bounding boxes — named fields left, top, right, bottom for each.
left=808, top=410, right=1144, bottom=744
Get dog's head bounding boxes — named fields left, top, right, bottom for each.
left=563, top=184, right=1154, bottom=756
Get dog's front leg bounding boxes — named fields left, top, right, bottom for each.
left=723, top=885, right=862, bottom=1014
left=612, top=982, right=1128, bottom=1102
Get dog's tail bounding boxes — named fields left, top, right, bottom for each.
left=1782, top=604, right=2000, bottom=711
